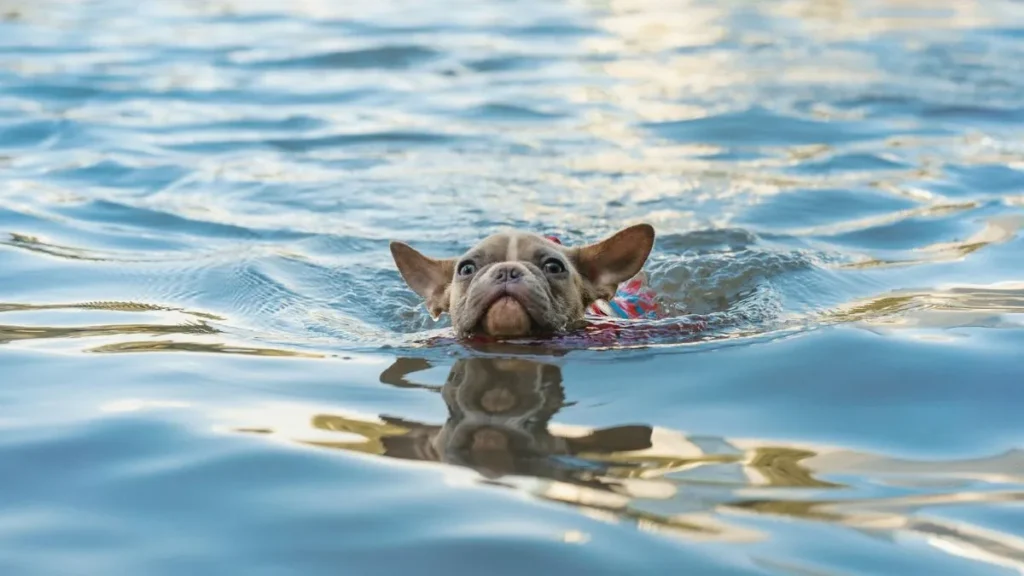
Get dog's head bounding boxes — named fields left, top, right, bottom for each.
left=378, top=357, right=651, bottom=480
left=390, top=224, right=655, bottom=338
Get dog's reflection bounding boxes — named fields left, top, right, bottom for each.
left=375, top=357, right=653, bottom=482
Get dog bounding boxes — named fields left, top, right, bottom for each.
left=390, top=224, right=656, bottom=338
left=377, top=357, right=653, bottom=480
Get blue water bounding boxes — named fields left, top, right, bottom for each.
left=2, top=0, right=1024, bottom=574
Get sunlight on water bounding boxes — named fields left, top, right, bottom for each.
left=1, top=0, right=1023, bottom=574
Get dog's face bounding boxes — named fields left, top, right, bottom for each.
left=376, top=357, right=653, bottom=480
left=390, top=224, right=655, bottom=338
left=434, top=357, right=566, bottom=475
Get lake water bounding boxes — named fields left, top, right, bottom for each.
left=2, top=0, right=1024, bottom=574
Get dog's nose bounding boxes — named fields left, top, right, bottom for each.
left=492, top=264, right=524, bottom=283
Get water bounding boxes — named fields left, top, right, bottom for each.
left=2, top=0, right=1024, bottom=573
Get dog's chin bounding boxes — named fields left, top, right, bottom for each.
left=480, top=296, right=533, bottom=338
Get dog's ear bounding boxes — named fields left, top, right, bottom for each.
left=575, top=224, right=655, bottom=299
left=390, top=241, right=455, bottom=319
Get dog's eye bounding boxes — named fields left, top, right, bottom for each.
left=542, top=259, right=566, bottom=275
left=457, top=261, right=477, bottom=277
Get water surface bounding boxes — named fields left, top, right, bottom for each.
left=2, top=0, right=1024, bottom=574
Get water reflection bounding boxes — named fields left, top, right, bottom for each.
left=87, top=339, right=322, bottom=357
left=376, top=357, right=654, bottom=482
left=224, top=355, right=1024, bottom=557
left=0, top=319, right=217, bottom=344
left=827, top=282, right=1024, bottom=332
left=230, top=356, right=848, bottom=540
left=375, top=356, right=839, bottom=494
left=3, top=233, right=162, bottom=263
left=2, top=0, right=1024, bottom=571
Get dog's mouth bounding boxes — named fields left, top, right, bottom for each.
left=475, top=290, right=536, bottom=338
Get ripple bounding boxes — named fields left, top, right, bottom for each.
left=87, top=340, right=321, bottom=357
left=0, top=300, right=222, bottom=320
left=49, top=159, right=188, bottom=190
left=643, top=107, right=891, bottom=148
left=827, top=283, right=1024, bottom=331
left=2, top=0, right=1024, bottom=573
left=3, top=83, right=108, bottom=103
left=141, top=115, right=328, bottom=136
left=786, top=152, right=911, bottom=175
left=739, top=188, right=919, bottom=233
left=0, top=120, right=63, bottom=149
left=946, top=163, right=1024, bottom=196
left=816, top=203, right=980, bottom=251
left=235, top=45, right=441, bottom=70
left=223, top=355, right=1024, bottom=562
left=169, top=130, right=466, bottom=153
left=655, top=229, right=761, bottom=254
left=0, top=319, right=216, bottom=345
left=462, top=103, right=566, bottom=121
left=465, top=55, right=551, bottom=73
left=838, top=214, right=1022, bottom=269
left=2, top=233, right=164, bottom=262
left=51, top=200, right=270, bottom=240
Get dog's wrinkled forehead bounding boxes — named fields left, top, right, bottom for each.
left=463, top=233, right=562, bottom=266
